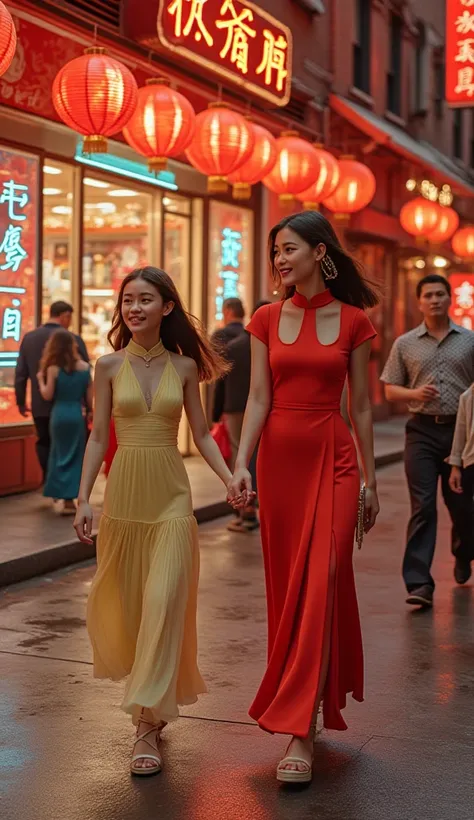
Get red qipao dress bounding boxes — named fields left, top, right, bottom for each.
left=246, top=290, right=376, bottom=738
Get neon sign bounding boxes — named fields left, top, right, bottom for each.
left=0, top=148, right=38, bottom=425
left=157, top=0, right=292, bottom=107
left=449, top=273, right=474, bottom=330
left=446, top=1, right=474, bottom=106
left=215, top=227, right=243, bottom=320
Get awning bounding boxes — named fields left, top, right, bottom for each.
left=329, top=94, right=474, bottom=197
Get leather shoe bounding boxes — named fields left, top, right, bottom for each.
left=454, top=558, right=472, bottom=585
left=406, top=585, right=433, bottom=608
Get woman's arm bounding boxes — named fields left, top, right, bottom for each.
left=74, top=358, right=112, bottom=543
left=37, top=366, right=58, bottom=401
left=234, top=336, right=271, bottom=471
left=448, top=395, right=467, bottom=468
left=227, top=336, right=271, bottom=505
left=183, top=359, right=232, bottom=487
left=348, top=340, right=379, bottom=530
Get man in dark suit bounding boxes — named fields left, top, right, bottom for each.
left=211, top=297, right=246, bottom=430
left=214, top=300, right=271, bottom=532
left=15, top=300, right=89, bottom=480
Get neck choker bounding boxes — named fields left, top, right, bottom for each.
left=126, top=339, right=165, bottom=367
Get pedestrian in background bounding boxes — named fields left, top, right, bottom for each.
left=15, top=300, right=89, bottom=481
left=447, top=384, right=474, bottom=583
left=37, top=329, right=92, bottom=514
left=211, top=297, right=246, bottom=424
left=214, top=299, right=271, bottom=532
left=381, top=274, right=474, bottom=608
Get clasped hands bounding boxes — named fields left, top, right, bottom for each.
left=226, top=467, right=256, bottom=510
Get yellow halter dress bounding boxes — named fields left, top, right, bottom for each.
left=86, top=340, right=206, bottom=725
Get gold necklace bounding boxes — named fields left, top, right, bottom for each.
left=126, top=339, right=166, bottom=368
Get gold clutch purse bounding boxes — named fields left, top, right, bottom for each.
left=356, top=484, right=366, bottom=550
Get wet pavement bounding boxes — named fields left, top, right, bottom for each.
left=1, top=462, right=473, bottom=820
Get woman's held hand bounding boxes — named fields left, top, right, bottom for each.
left=74, top=501, right=94, bottom=544
left=226, top=467, right=255, bottom=509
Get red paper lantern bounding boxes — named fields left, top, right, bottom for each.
left=0, top=1, right=16, bottom=77
left=400, top=197, right=441, bottom=238
left=123, top=78, right=195, bottom=172
left=186, top=103, right=254, bottom=193
left=296, top=145, right=340, bottom=209
left=322, top=157, right=376, bottom=215
left=227, top=122, right=277, bottom=200
left=452, top=226, right=474, bottom=259
left=426, top=206, right=459, bottom=243
left=52, top=47, right=138, bottom=154
left=263, top=132, right=320, bottom=203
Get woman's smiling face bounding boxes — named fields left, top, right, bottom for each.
left=273, top=227, right=326, bottom=289
left=121, top=277, right=171, bottom=335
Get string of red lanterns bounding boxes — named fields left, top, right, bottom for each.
left=50, top=49, right=380, bottom=212
left=0, top=1, right=16, bottom=77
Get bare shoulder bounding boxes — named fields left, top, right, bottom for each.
left=75, top=359, right=91, bottom=372
left=48, top=364, right=60, bottom=375
left=170, top=352, right=197, bottom=383
left=95, top=350, right=125, bottom=380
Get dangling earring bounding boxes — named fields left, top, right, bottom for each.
left=320, top=254, right=338, bottom=280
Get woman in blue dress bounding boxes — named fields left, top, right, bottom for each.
left=37, top=329, right=92, bottom=514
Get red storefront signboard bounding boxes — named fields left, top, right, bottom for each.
left=446, top=0, right=474, bottom=106
left=157, top=0, right=292, bottom=107
left=449, top=273, right=474, bottom=330
left=0, top=147, right=38, bottom=426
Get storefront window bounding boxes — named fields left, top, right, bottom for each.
left=163, top=195, right=191, bottom=307
left=42, top=161, right=75, bottom=322
left=208, top=201, right=253, bottom=333
left=82, top=178, right=152, bottom=361
left=0, top=146, right=39, bottom=426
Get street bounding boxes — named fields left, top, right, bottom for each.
left=1, top=461, right=473, bottom=820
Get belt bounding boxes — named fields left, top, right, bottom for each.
left=412, top=413, right=457, bottom=425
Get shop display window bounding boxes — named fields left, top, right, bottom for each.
left=82, top=178, right=152, bottom=361
left=163, top=195, right=191, bottom=307
left=42, top=161, right=76, bottom=322
left=208, top=201, right=253, bottom=333
left=0, top=146, right=39, bottom=426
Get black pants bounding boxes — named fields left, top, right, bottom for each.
left=33, top=415, right=50, bottom=482
left=404, top=416, right=474, bottom=591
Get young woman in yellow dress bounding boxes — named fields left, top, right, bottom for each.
left=74, top=266, right=233, bottom=777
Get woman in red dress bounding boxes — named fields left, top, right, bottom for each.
left=228, top=211, right=380, bottom=784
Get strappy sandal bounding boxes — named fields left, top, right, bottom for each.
left=276, top=722, right=317, bottom=784
left=130, top=713, right=165, bottom=777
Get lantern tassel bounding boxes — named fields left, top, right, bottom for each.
left=82, top=135, right=108, bottom=154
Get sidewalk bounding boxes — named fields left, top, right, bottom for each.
left=0, top=416, right=407, bottom=587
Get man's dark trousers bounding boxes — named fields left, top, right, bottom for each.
left=404, top=415, right=474, bottom=591
left=33, top=416, right=51, bottom=481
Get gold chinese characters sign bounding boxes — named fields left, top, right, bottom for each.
left=446, top=0, right=474, bottom=106
left=157, top=0, right=292, bottom=106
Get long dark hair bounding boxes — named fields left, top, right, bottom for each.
left=40, top=329, right=78, bottom=377
left=269, top=211, right=379, bottom=309
left=108, top=267, right=229, bottom=382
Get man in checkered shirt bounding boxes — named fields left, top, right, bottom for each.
left=381, top=274, right=474, bottom=609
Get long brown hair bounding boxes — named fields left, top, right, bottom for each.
left=40, top=329, right=78, bottom=377
left=108, top=267, right=229, bottom=382
left=269, top=211, right=379, bottom=309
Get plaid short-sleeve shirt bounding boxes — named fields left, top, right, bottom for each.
left=380, top=321, right=474, bottom=415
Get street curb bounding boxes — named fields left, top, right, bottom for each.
left=0, top=452, right=403, bottom=588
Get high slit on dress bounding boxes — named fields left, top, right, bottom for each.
left=86, top=345, right=206, bottom=726
left=246, top=290, right=376, bottom=738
